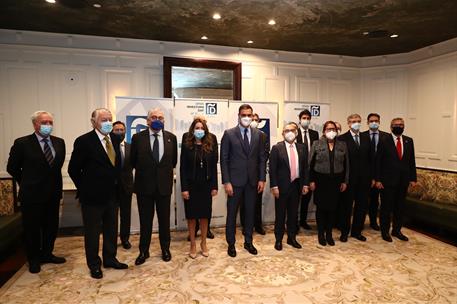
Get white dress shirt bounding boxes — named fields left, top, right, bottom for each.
left=392, top=133, right=403, bottom=157
left=95, top=128, right=109, bottom=153
left=300, top=126, right=311, bottom=152
left=35, top=132, right=56, bottom=157
left=149, top=129, right=164, bottom=161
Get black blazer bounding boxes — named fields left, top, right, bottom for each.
left=338, top=131, right=372, bottom=186
left=269, top=141, right=309, bottom=194
left=361, top=130, right=390, bottom=177
left=130, top=129, right=177, bottom=196
left=260, top=131, right=271, bottom=161
left=375, top=134, right=417, bottom=187
left=297, top=128, right=319, bottom=153
left=7, top=133, right=65, bottom=204
left=180, top=132, right=218, bottom=192
left=68, top=130, right=121, bottom=204
left=120, top=142, right=133, bottom=194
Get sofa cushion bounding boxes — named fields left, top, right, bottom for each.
left=408, top=169, right=457, bottom=206
left=0, top=179, right=15, bottom=216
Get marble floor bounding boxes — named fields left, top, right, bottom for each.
left=0, top=226, right=456, bottom=304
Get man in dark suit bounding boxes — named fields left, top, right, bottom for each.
left=361, top=113, right=389, bottom=231
left=338, top=114, right=372, bottom=242
left=270, top=122, right=309, bottom=251
left=7, top=111, right=66, bottom=274
left=221, top=104, right=267, bottom=257
left=375, top=117, right=417, bottom=242
left=296, top=109, right=319, bottom=230
left=68, top=108, right=128, bottom=279
left=130, top=108, right=177, bottom=264
left=112, top=121, right=133, bottom=249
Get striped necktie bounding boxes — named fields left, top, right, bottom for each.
left=104, top=136, right=116, bottom=166
left=42, top=138, right=54, bottom=165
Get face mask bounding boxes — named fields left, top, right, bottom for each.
left=151, top=119, right=164, bottom=131
left=240, top=116, right=252, bottom=128
left=369, top=122, right=379, bottom=130
left=284, top=132, right=296, bottom=143
left=193, top=129, right=205, bottom=140
left=325, top=131, right=337, bottom=140
left=351, top=122, right=362, bottom=131
left=114, top=132, right=125, bottom=141
left=250, top=121, right=259, bottom=129
left=392, top=126, right=404, bottom=136
left=100, top=121, right=113, bottom=134
left=39, top=124, right=53, bottom=137
left=300, top=119, right=310, bottom=128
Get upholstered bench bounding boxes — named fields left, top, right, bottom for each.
left=0, top=178, right=22, bottom=258
left=405, top=168, right=457, bottom=233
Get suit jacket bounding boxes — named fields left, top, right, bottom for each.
left=7, top=133, right=65, bottom=204
left=130, top=129, right=177, bottom=196
left=180, top=132, right=218, bottom=192
left=269, top=141, right=309, bottom=194
left=297, top=128, right=319, bottom=154
left=338, top=131, right=372, bottom=186
left=260, top=130, right=270, bottom=161
left=68, top=130, right=121, bottom=204
left=220, top=126, right=267, bottom=187
left=375, top=133, right=417, bottom=187
left=120, top=142, right=133, bottom=194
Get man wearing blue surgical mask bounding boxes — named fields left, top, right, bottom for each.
left=7, top=111, right=66, bottom=274
left=130, top=108, right=177, bottom=265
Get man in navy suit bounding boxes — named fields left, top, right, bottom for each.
left=7, top=111, right=66, bottom=274
left=375, top=117, right=417, bottom=242
left=221, top=104, right=267, bottom=257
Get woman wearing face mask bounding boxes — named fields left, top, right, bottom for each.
left=309, top=121, right=349, bottom=246
left=180, top=117, right=218, bottom=258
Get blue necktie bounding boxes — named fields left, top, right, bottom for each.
left=244, top=128, right=250, bottom=152
left=42, top=138, right=54, bottom=165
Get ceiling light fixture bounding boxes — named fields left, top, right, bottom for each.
left=201, top=36, right=208, bottom=40
left=247, top=40, right=254, bottom=44
left=93, top=3, right=102, bottom=8
left=390, top=34, right=399, bottom=38
left=268, top=19, right=276, bottom=25
left=45, top=0, right=56, bottom=3
left=213, top=13, right=221, bottom=20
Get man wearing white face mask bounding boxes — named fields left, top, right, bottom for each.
left=221, top=104, right=267, bottom=257
left=338, top=114, right=372, bottom=242
left=7, top=111, right=66, bottom=274
left=69, top=108, right=128, bottom=279
left=270, top=122, right=309, bottom=251
left=296, top=109, right=319, bottom=231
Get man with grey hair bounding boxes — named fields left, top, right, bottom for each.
left=68, top=108, right=128, bottom=279
left=131, top=107, right=177, bottom=264
left=7, top=111, right=66, bottom=274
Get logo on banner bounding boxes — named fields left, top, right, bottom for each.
left=126, top=115, right=148, bottom=143
left=205, top=103, right=217, bottom=115
left=258, top=118, right=270, bottom=139
left=310, top=105, right=321, bottom=117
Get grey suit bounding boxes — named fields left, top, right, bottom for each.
left=220, top=125, right=267, bottom=244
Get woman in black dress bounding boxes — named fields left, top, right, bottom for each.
left=180, top=117, right=218, bottom=258
left=309, top=121, right=349, bottom=246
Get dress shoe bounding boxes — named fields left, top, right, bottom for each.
left=244, top=242, right=258, bottom=255
left=207, top=230, right=215, bottom=239
left=135, top=252, right=150, bottom=265
left=162, top=249, right=172, bottom=262
left=339, top=234, right=348, bottom=242
left=326, top=236, right=335, bottom=246
left=274, top=241, right=283, bottom=251
left=351, top=234, right=367, bottom=242
left=255, top=226, right=266, bottom=235
left=90, top=267, right=103, bottom=279
left=200, top=242, right=209, bottom=257
left=227, top=244, right=237, bottom=257
left=29, top=262, right=41, bottom=274
left=103, top=260, right=128, bottom=269
left=41, top=254, right=66, bottom=264
left=318, top=234, right=327, bottom=246
left=301, top=223, right=312, bottom=230
left=121, top=240, right=132, bottom=249
left=392, top=231, right=409, bottom=241
left=370, top=223, right=380, bottom=231
left=382, top=233, right=393, bottom=242
left=287, top=238, right=302, bottom=249
left=189, top=252, right=197, bottom=259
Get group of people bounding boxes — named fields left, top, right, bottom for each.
left=6, top=103, right=417, bottom=279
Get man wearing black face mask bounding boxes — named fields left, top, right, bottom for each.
left=112, top=121, right=133, bottom=250
left=375, top=118, right=417, bottom=242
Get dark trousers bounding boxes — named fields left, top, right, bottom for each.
left=21, top=199, right=60, bottom=264
left=380, top=185, right=408, bottom=235
left=339, top=182, right=369, bottom=236
left=299, top=191, right=312, bottom=225
left=274, top=180, right=300, bottom=241
left=118, top=188, right=132, bottom=241
left=81, top=200, right=118, bottom=269
left=368, top=187, right=380, bottom=225
left=316, top=207, right=336, bottom=236
left=239, top=191, right=263, bottom=229
left=226, top=184, right=257, bottom=245
left=137, top=193, right=171, bottom=253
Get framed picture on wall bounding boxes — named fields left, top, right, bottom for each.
left=0, top=177, right=18, bottom=215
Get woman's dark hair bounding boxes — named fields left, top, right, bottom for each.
left=322, top=120, right=337, bottom=133
left=185, top=118, right=214, bottom=153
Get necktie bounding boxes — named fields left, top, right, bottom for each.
left=120, top=144, right=125, bottom=167
left=396, top=137, right=402, bottom=160
left=152, top=133, right=159, bottom=162
left=303, top=130, right=309, bottom=152
left=289, top=144, right=297, bottom=182
left=104, top=136, right=116, bottom=166
left=371, top=133, right=377, bottom=152
left=354, top=134, right=360, bottom=146
left=243, top=128, right=250, bottom=151
left=42, top=138, right=54, bottom=165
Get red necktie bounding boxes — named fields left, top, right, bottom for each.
left=289, top=144, right=297, bottom=181
left=396, top=137, right=402, bottom=160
